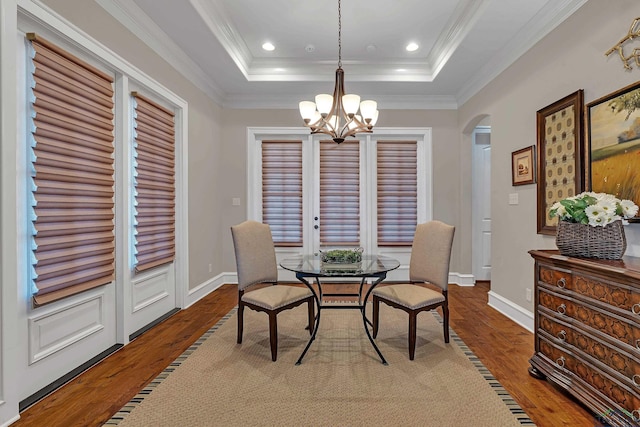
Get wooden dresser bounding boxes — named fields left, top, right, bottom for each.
left=529, top=250, right=640, bottom=427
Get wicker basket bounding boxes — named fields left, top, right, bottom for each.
left=556, top=220, right=627, bottom=259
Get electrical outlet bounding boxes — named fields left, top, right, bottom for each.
left=526, top=288, right=532, bottom=302
left=208, top=263, right=212, bottom=273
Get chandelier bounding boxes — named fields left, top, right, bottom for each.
left=298, top=0, right=379, bottom=144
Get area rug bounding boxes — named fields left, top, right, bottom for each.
left=104, top=303, right=535, bottom=427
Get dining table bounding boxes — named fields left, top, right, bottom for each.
left=279, top=254, right=400, bottom=365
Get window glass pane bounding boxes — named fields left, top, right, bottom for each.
left=377, top=141, right=417, bottom=246
left=262, top=140, right=303, bottom=246
left=320, top=140, right=360, bottom=246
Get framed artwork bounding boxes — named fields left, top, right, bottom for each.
left=536, top=90, right=584, bottom=235
left=587, top=81, right=640, bottom=221
left=512, top=145, right=536, bottom=186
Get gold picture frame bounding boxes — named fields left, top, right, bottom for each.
left=536, top=90, right=585, bottom=235
left=587, top=81, right=640, bottom=221
left=512, top=145, right=536, bottom=186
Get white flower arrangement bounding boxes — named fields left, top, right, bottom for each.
left=549, top=192, right=639, bottom=227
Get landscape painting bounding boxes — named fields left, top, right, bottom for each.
left=587, top=81, right=640, bottom=220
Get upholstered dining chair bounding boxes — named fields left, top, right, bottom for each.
left=230, top=220, right=315, bottom=361
left=372, top=220, right=455, bottom=360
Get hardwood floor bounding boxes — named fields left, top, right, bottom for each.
left=13, top=281, right=597, bottom=427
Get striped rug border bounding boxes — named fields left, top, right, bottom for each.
left=104, top=308, right=535, bottom=426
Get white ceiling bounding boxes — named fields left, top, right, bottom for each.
left=96, top=0, right=588, bottom=109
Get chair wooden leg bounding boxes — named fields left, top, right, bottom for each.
left=268, top=312, right=278, bottom=362
left=307, top=298, right=315, bottom=335
left=408, top=310, right=417, bottom=361
left=372, top=295, right=380, bottom=338
left=237, top=303, right=244, bottom=344
left=442, top=301, right=450, bottom=343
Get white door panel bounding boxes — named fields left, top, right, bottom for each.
left=472, top=128, right=492, bottom=281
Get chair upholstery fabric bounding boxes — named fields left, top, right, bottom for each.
left=231, top=221, right=315, bottom=361
left=231, top=221, right=278, bottom=291
left=372, top=220, right=455, bottom=360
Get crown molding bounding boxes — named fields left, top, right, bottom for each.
left=455, top=0, right=589, bottom=106
left=427, top=0, right=491, bottom=79
left=95, top=0, right=225, bottom=104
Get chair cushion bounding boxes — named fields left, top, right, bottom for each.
left=372, top=284, right=444, bottom=310
left=242, top=285, right=313, bottom=310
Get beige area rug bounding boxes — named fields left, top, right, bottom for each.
left=105, top=303, right=535, bottom=427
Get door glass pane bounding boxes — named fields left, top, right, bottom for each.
left=319, top=140, right=360, bottom=246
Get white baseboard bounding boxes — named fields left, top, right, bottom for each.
left=449, top=272, right=475, bottom=287
left=185, top=272, right=237, bottom=309
left=487, top=290, right=534, bottom=333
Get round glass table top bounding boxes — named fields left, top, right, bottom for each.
left=280, top=254, right=400, bottom=277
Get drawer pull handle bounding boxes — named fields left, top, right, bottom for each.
left=633, top=375, right=640, bottom=387
left=557, top=330, right=566, bottom=341
left=636, top=339, right=640, bottom=351
left=557, top=304, right=566, bottom=315
left=556, top=278, right=566, bottom=288
left=633, top=409, right=640, bottom=422
left=556, top=356, right=565, bottom=368
left=632, top=303, right=640, bottom=315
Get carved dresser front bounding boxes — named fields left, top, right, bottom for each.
left=529, top=250, right=640, bottom=427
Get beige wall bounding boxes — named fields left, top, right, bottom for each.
left=41, top=0, right=224, bottom=289
left=459, top=0, right=640, bottom=310
left=219, top=108, right=461, bottom=273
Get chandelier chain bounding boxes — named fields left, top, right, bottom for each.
left=338, top=0, right=342, bottom=68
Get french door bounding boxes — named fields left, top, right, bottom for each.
left=248, top=127, right=432, bottom=282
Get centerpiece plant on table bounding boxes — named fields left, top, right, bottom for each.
left=549, top=192, right=638, bottom=259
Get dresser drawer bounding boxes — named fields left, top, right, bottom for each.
left=574, top=274, right=640, bottom=317
left=539, top=264, right=572, bottom=291
left=539, top=312, right=640, bottom=384
left=539, top=287, right=640, bottom=350
left=539, top=337, right=640, bottom=421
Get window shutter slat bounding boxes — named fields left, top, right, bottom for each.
left=377, top=141, right=418, bottom=246
left=261, top=140, right=303, bottom=246
left=319, top=140, right=360, bottom=246
left=29, top=34, right=115, bottom=306
left=133, top=93, right=176, bottom=273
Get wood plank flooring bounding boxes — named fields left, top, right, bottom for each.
left=13, top=281, right=597, bottom=427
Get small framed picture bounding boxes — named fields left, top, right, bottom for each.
left=512, top=145, right=536, bottom=186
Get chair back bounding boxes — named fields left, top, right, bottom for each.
left=409, top=221, right=455, bottom=290
left=231, top=221, right=278, bottom=291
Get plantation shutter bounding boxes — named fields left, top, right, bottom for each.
left=28, top=33, right=115, bottom=306
left=319, top=140, right=360, bottom=246
left=377, top=141, right=418, bottom=246
left=261, top=140, right=303, bottom=246
left=132, top=93, right=176, bottom=273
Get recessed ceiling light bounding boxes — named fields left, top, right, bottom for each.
left=262, top=42, right=275, bottom=51
left=406, top=42, right=419, bottom=52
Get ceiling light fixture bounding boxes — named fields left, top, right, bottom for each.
left=298, top=0, right=378, bottom=144
left=262, top=42, right=275, bottom=51
left=406, top=42, right=419, bottom=52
